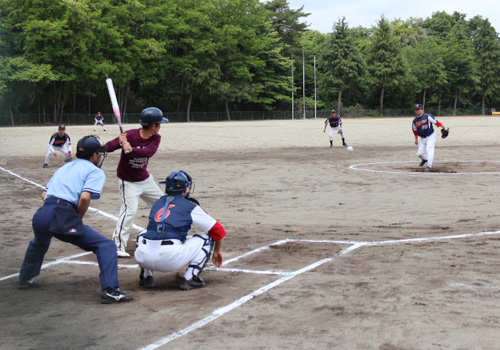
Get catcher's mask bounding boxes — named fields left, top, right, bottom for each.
left=76, top=135, right=107, bottom=168
left=160, top=170, right=194, bottom=195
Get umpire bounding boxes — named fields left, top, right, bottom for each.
left=18, top=135, right=133, bottom=304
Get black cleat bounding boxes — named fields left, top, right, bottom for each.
left=139, top=268, right=155, bottom=289
left=43, top=164, right=48, bottom=168
left=179, top=276, right=205, bottom=290
left=100, top=288, right=133, bottom=304
left=424, top=166, right=432, bottom=172
left=419, top=159, right=427, bottom=167
left=18, top=278, right=37, bottom=290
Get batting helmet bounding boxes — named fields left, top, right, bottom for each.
left=139, top=107, right=169, bottom=126
left=76, top=136, right=107, bottom=167
left=160, top=170, right=193, bottom=195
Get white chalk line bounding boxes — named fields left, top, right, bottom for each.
left=139, top=231, right=500, bottom=350
left=349, top=159, right=500, bottom=175
left=0, top=166, right=145, bottom=282
left=140, top=243, right=365, bottom=350
left=3, top=165, right=500, bottom=349
left=450, top=283, right=500, bottom=290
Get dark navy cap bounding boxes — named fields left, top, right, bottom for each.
left=415, top=104, right=423, bottom=110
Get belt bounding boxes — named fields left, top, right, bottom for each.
left=45, top=197, right=76, bottom=208
left=142, top=239, right=173, bottom=246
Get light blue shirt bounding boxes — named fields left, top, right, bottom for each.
left=45, top=158, right=106, bottom=206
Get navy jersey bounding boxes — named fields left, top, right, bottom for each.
left=325, top=116, right=342, bottom=128
left=412, top=113, right=437, bottom=138
left=144, top=195, right=218, bottom=242
left=49, top=132, right=71, bottom=147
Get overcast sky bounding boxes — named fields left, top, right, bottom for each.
left=287, top=0, right=500, bottom=34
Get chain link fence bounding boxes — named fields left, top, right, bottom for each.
left=0, top=107, right=490, bottom=126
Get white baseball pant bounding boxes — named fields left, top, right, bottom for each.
left=329, top=126, right=344, bottom=141
left=112, top=176, right=163, bottom=252
left=416, top=131, right=437, bottom=167
left=44, top=146, right=70, bottom=164
left=134, top=234, right=210, bottom=280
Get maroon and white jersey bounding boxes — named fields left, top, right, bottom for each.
left=105, top=128, right=161, bottom=182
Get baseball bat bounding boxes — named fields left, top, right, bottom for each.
left=106, top=78, right=130, bottom=153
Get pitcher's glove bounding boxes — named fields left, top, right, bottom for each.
left=441, top=127, right=450, bottom=139
left=64, top=155, right=72, bottom=163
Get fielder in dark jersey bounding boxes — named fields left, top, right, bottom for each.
left=43, top=124, right=72, bottom=168
left=323, top=109, right=347, bottom=148
left=412, top=103, right=448, bottom=172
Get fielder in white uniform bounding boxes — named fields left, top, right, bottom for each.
left=323, top=109, right=347, bottom=148
left=134, top=170, right=227, bottom=290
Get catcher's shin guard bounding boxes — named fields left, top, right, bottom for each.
left=189, top=232, right=215, bottom=279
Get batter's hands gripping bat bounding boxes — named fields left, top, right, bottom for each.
left=106, top=78, right=130, bottom=154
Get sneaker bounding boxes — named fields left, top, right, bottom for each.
left=18, top=278, right=37, bottom=290
left=329, top=144, right=333, bottom=148
left=117, top=250, right=130, bottom=258
left=424, top=166, right=432, bottom=172
left=139, top=268, right=155, bottom=289
left=179, top=276, right=205, bottom=290
left=100, top=288, right=133, bottom=304
left=343, top=143, right=347, bottom=147
left=43, top=164, right=48, bottom=168
left=419, top=159, right=427, bottom=167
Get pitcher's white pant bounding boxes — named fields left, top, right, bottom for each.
left=112, top=176, right=163, bottom=252
left=135, top=234, right=211, bottom=280
left=416, top=131, right=437, bottom=167
left=329, top=126, right=344, bottom=141
left=44, top=146, right=70, bottom=164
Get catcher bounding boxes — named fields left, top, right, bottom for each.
left=134, top=170, right=227, bottom=290
left=412, top=104, right=449, bottom=172
left=43, top=124, right=73, bottom=168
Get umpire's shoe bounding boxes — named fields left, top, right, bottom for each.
left=419, top=159, right=427, bottom=166
left=179, top=276, right=205, bottom=290
left=18, top=278, right=37, bottom=289
left=100, top=288, right=133, bottom=304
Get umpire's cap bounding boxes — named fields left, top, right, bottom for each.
left=160, top=170, right=193, bottom=195
left=76, top=135, right=106, bottom=160
left=139, top=107, right=169, bottom=126
left=415, top=104, right=424, bottom=109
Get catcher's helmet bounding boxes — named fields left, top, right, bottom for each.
left=76, top=136, right=106, bottom=167
left=160, top=170, right=193, bottom=195
left=139, top=107, right=169, bottom=126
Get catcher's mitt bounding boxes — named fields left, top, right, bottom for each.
left=64, top=155, right=72, bottom=163
left=441, top=127, right=450, bottom=139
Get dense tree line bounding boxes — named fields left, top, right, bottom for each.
left=1, top=0, right=499, bottom=123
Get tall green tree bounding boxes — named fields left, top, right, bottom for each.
left=469, top=16, right=500, bottom=114
left=319, top=17, right=366, bottom=115
left=263, top=0, right=310, bottom=58
left=368, top=16, right=406, bottom=116
left=442, top=20, right=477, bottom=115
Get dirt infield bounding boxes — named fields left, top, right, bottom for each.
left=1, top=116, right=499, bottom=350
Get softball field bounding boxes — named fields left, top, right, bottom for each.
left=1, top=116, right=499, bottom=349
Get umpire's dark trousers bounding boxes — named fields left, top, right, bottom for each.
left=19, top=198, right=120, bottom=290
